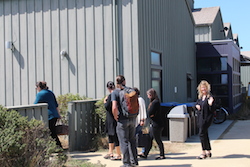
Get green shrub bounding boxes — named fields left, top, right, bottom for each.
left=0, top=105, right=67, bottom=167
left=94, top=97, right=106, bottom=124
left=57, top=93, right=89, bottom=123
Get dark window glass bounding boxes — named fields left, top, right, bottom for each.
left=197, top=74, right=228, bottom=85
left=212, top=85, right=228, bottom=96
left=197, top=57, right=227, bottom=72
left=187, top=75, right=192, bottom=98
left=151, top=52, right=162, bottom=100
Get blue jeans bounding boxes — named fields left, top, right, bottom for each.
left=117, top=117, right=138, bottom=166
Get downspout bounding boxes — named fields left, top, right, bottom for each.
left=113, top=0, right=118, bottom=76
left=114, top=0, right=123, bottom=75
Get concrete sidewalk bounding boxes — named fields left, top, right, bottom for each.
left=67, top=120, right=250, bottom=167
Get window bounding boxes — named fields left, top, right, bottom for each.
left=151, top=51, right=162, bottom=99
left=197, top=57, right=227, bottom=72
left=151, top=52, right=161, bottom=66
left=197, top=74, right=228, bottom=85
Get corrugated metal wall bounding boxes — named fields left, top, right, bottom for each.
left=137, top=0, right=196, bottom=103
left=241, top=66, right=250, bottom=90
left=211, top=11, right=225, bottom=40
left=195, top=26, right=211, bottom=42
left=0, top=0, right=140, bottom=106
left=0, top=0, right=196, bottom=106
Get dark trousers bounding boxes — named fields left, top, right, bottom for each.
left=199, top=124, right=211, bottom=150
left=117, top=117, right=138, bottom=166
left=108, top=133, right=119, bottom=147
left=49, top=118, right=62, bottom=148
left=144, top=126, right=164, bottom=157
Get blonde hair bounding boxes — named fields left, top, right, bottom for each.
left=197, top=80, right=211, bottom=99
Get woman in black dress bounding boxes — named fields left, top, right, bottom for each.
left=195, top=80, right=215, bottom=159
left=142, top=88, right=165, bottom=160
left=103, top=81, right=122, bottom=160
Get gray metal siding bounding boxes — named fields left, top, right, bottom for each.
left=241, top=66, right=250, bottom=90
left=0, top=0, right=195, bottom=106
left=137, top=0, right=196, bottom=103
left=211, top=11, right=225, bottom=40
left=195, top=26, right=211, bottom=42
left=116, top=0, right=140, bottom=88
left=0, top=0, right=123, bottom=106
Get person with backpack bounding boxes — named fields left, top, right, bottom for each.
left=141, top=88, right=165, bottom=160
left=111, top=75, right=139, bottom=167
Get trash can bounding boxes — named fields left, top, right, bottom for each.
left=161, top=102, right=181, bottom=138
left=181, top=102, right=197, bottom=137
left=167, top=104, right=189, bottom=142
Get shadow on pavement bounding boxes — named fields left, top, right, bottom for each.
left=140, top=165, right=192, bottom=167
left=213, top=154, right=250, bottom=159
left=70, top=153, right=103, bottom=159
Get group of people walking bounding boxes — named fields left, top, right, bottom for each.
left=103, top=75, right=166, bottom=167
left=103, top=77, right=216, bottom=167
left=34, top=77, right=215, bottom=167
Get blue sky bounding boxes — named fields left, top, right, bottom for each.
left=194, top=0, right=250, bottom=51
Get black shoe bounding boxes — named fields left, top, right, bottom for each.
left=196, top=154, right=207, bottom=159
left=206, top=153, right=212, bottom=158
left=131, top=163, right=139, bottom=167
left=138, top=153, right=147, bottom=159
left=155, top=156, right=165, bottom=160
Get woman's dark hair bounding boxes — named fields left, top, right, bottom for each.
left=133, top=87, right=140, bottom=96
left=116, top=75, right=125, bottom=85
left=36, top=81, right=48, bottom=90
left=147, top=88, right=160, bottom=109
left=147, top=88, right=159, bottom=102
left=106, top=81, right=115, bottom=90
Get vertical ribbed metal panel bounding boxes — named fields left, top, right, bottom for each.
left=0, top=0, right=118, bottom=106
left=195, top=26, right=211, bottom=42
left=117, top=0, right=140, bottom=88
left=0, top=0, right=195, bottom=106
left=137, top=0, right=196, bottom=103
left=211, top=12, right=225, bottom=40
left=241, top=66, right=250, bottom=90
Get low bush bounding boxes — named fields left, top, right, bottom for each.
left=0, top=105, right=67, bottom=167
left=57, top=93, right=90, bottom=124
left=94, top=97, right=106, bottom=124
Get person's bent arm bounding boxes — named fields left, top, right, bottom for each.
left=112, top=100, right=118, bottom=121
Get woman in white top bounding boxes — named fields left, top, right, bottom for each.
left=133, top=87, right=147, bottom=157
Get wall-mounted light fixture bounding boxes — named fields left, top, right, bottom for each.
left=60, top=50, right=67, bottom=60
left=5, top=41, right=14, bottom=51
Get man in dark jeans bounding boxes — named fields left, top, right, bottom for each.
left=111, top=75, right=138, bottom=167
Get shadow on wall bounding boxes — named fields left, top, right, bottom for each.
left=13, top=48, right=25, bottom=69
left=66, top=54, right=76, bottom=75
